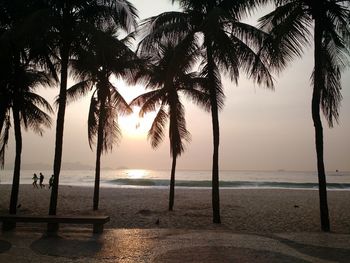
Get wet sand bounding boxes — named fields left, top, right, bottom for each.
left=0, top=185, right=350, bottom=233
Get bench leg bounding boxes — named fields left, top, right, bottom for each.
left=2, top=221, right=16, bottom=231
left=47, top=223, right=59, bottom=234
left=93, top=224, right=103, bottom=234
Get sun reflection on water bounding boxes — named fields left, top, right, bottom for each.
left=125, top=169, right=148, bottom=179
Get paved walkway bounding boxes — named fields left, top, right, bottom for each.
left=1, top=227, right=350, bottom=262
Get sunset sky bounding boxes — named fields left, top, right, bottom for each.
left=3, top=0, right=350, bottom=171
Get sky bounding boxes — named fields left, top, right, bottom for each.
left=3, top=0, right=350, bottom=171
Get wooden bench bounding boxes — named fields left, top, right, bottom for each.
left=0, top=215, right=110, bottom=234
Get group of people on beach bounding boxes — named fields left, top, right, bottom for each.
left=32, top=173, right=54, bottom=189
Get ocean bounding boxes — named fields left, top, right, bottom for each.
left=1, top=169, right=350, bottom=190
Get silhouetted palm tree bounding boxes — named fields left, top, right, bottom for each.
left=0, top=67, right=53, bottom=215
left=259, top=0, right=350, bottom=232
left=65, top=28, right=144, bottom=210
left=0, top=0, right=53, bottom=224
left=0, top=54, right=52, bottom=217
left=33, top=0, right=138, bottom=225
left=130, top=43, right=210, bottom=211
left=138, top=0, right=273, bottom=223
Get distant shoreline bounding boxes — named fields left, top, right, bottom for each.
left=1, top=167, right=350, bottom=173
left=1, top=169, right=350, bottom=190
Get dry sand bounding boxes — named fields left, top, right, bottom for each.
left=0, top=185, right=350, bottom=233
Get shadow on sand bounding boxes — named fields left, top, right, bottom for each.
left=30, top=234, right=102, bottom=259
left=0, top=240, right=11, bottom=254
left=264, top=234, right=350, bottom=263
left=155, top=246, right=309, bottom=263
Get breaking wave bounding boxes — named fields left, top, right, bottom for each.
left=108, top=178, right=350, bottom=189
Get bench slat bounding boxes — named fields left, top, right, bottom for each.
left=0, top=215, right=110, bottom=224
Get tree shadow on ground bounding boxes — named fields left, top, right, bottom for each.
left=155, top=246, right=309, bottom=263
left=30, top=234, right=102, bottom=259
left=0, top=240, right=11, bottom=253
left=264, top=234, right=350, bottom=263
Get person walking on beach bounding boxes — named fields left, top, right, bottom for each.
left=39, top=172, right=45, bottom=188
left=32, top=173, right=39, bottom=188
left=49, top=174, right=54, bottom=189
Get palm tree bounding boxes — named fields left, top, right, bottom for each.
left=0, top=0, right=53, bottom=230
left=0, top=57, right=53, bottom=230
left=259, top=0, right=350, bottom=232
left=130, top=42, right=210, bottom=211
left=65, top=28, right=144, bottom=210
left=0, top=67, right=53, bottom=215
left=138, top=0, right=273, bottom=223
left=30, top=0, right=138, bottom=225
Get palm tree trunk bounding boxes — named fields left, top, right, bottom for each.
left=211, top=91, right=221, bottom=224
left=168, top=155, right=176, bottom=211
left=48, top=43, right=69, bottom=233
left=93, top=101, right=105, bottom=211
left=206, top=43, right=221, bottom=224
left=313, top=18, right=330, bottom=232
left=6, top=106, right=22, bottom=230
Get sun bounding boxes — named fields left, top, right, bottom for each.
left=119, top=107, right=157, bottom=138
left=110, top=77, right=158, bottom=138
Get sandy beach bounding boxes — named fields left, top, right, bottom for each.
left=1, top=185, right=350, bottom=233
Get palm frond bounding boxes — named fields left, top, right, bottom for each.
left=159, top=32, right=201, bottom=78
left=111, top=56, right=149, bottom=84
left=148, top=106, right=169, bottom=149
left=175, top=0, right=269, bottom=20
left=120, top=31, right=136, bottom=46
left=204, top=27, right=240, bottom=83
left=108, top=82, right=132, bottom=116
left=217, top=0, right=270, bottom=19
left=169, top=100, right=191, bottom=157
left=200, top=63, right=225, bottom=111
left=20, top=100, right=52, bottom=135
left=99, top=0, right=138, bottom=32
left=230, top=21, right=269, bottom=50
left=181, top=86, right=211, bottom=112
left=101, top=104, right=122, bottom=153
left=259, top=1, right=312, bottom=69
left=65, top=80, right=93, bottom=104
left=88, top=95, right=99, bottom=149
left=0, top=97, right=10, bottom=133
left=24, top=69, right=54, bottom=90
left=130, top=89, right=165, bottom=116
left=0, top=115, right=10, bottom=168
left=137, top=11, right=193, bottom=55
left=314, top=36, right=345, bottom=127
left=23, top=92, right=54, bottom=115
left=232, top=34, right=275, bottom=88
